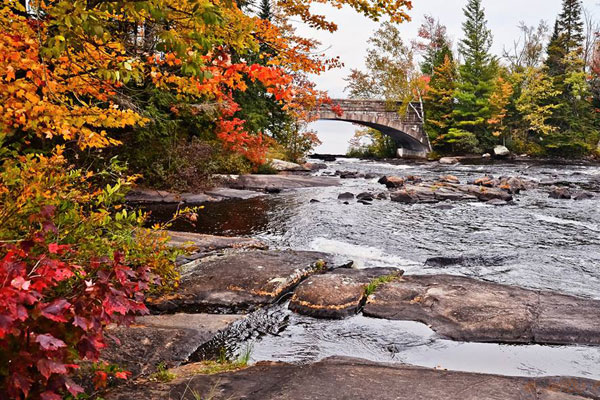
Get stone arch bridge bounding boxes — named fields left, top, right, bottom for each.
left=316, top=99, right=431, bottom=158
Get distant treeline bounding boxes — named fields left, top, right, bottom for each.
left=346, top=0, right=600, bottom=158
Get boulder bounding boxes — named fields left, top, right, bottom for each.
left=106, top=357, right=600, bottom=400
left=494, top=145, right=511, bottom=157
left=337, top=192, right=355, bottom=201
left=289, top=268, right=402, bottom=319
left=304, top=162, right=328, bottom=171
left=148, top=250, right=347, bottom=314
left=482, top=153, right=492, bottom=159
left=549, top=187, right=572, bottom=200
left=439, top=157, right=459, bottom=165
left=356, top=192, right=375, bottom=201
left=269, top=159, right=309, bottom=172
left=574, top=191, right=595, bottom=201
left=102, top=314, right=243, bottom=377
left=363, top=274, right=600, bottom=346
left=379, top=176, right=406, bottom=189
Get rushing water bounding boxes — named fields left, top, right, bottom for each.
left=144, top=158, right=600, bottom=378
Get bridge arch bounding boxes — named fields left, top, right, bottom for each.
left=316, top=99, right=431, bottom=158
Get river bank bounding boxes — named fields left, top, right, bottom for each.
left=110, top=158, right=600, bottom=399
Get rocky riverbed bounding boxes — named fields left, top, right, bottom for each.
left=110, top=158, right=600, bottom=399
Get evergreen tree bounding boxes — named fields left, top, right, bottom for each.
left=453, top=0, right=498, bottom=151
left=543, top=0, right=597, bottom=156
left=259, top=0, right=272, bottom=21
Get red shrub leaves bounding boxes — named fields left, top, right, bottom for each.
left=0, top=211, right=153, bottom=399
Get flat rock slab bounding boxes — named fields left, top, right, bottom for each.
left=227, top=174, right=341, bottom=191
left=102, top=313, right=243, bottom=377
left=391, top=183, right=513, bottom=204
left=289, top=268, right=402, bottom=319
left=167, top=231, right=267, bottom=265
left=363, top=275, right=600, bottom=346
left=125, top=187, right=263, bottom=205
left=106, top=357, right=600, bottom=400
left=149, top=250, right=346, bottom=314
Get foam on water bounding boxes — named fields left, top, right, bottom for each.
left=309, top=237, right=418, bottom=269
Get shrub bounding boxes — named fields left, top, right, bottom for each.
left=0, top=149, right=179, bottom=398
left=433, top=129, right=481, bottom=155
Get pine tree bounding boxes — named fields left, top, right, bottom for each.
left=453, top=0, right=498, bottom=151
left=259, top=0, right=272, bottom=21
left=543, top=0, right=597, bottom=156
left=545, top=0, right=584, bottom=76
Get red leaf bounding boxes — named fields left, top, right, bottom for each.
left=40, top=391, right=62, bottom=400
left=11, top=372, right=32, bottom=397
left=37, top=359, right=67, bottom=379
left=115, top=371, right=131, bottom=380
left=64, top=377, right=84, bottom=396
left=40, top=299, right=70, bottom=322
left=36, top=334, right=67, bottom=351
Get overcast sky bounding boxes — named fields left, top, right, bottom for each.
left=299, top=0, right=599, bottom=154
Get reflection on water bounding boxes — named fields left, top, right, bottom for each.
left=144, top=196, right=292, bottom=236
left=217, top=305, right=600, bottom=380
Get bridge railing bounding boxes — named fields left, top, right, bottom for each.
left=319, top=99, right=423, bottom=123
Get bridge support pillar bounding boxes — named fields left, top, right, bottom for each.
left=397, top=147, right=428, bottom=159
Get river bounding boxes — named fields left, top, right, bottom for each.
left=145, top=158, right=600, bottom=379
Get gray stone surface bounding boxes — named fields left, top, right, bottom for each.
left=148, top=250, right=346, bottom=314
left=228, top=174, right=341, bottom=191
left=363, top=274, right=600, bottom=345
left=102, top=313, right=243, bottom=377
left=106, top=357, right=600, bottom=400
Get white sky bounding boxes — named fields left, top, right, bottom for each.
left=298, top=0, right=599, bottom=154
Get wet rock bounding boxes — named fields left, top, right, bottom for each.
left=390, top=186, right=438, bottom=204
left=472, top=176, right=496, bottom=187
left=227, top=175, right=341, bottom=191
left=494, top=145, right=511, bottom=157
left=149, top=250, right=345, bottom=314
left=309, top=199, right=321, bottom=203
left=337, top=192, right=355, bottom=201
left=486, top=199, right=510, bottom=206
left=336, top=170, right=364, bottom=179
left=102, top=314, right=243, bottom=377
left=106, top=356, right=600, bottom=400
left=304, top=162, right=328, bottom=171
left=460, top=184, right=514, bottom=202
left=363, top=274, right=600, bottom=345
left=364, top=172, right=379, bottom=179
left=356, top=192, right=374, bottom=201
left=167, top=232, right=268, bottom=265
left=126, top=188, right=184, bottom=204
left=289, top=269, right=402, bottom=319
left=204, top=188, right=264, bottom=200
left=438, top=175, right=460, bottom=184
left=376, top=192, right=389, bottom=200
left=379, top=176, right=405, bottom=189
left=439, top=157, right=459, bottom=165
left=574, top=191, right=595, bottom=200
left=550, top=187, right=572, bottom=199
left=424, top=255, right=513, bottom=268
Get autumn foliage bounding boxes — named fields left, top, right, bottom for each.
left=0, top=0, right=416, bottom=397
